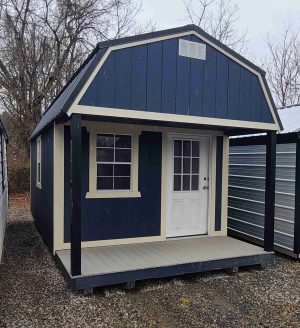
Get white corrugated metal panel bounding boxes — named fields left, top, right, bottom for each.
left=231, top=104, right=300, bottom=139
left=228, top=143, right=296, bottom=254
left=277, top=104, right=300, bottom=133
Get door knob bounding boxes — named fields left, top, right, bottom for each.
left=203, top=185, right=209, bottom=190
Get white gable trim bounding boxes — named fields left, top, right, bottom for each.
left=68, top=30, right=280, bottom=131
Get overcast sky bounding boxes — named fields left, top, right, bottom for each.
left=139, top=0, right=300, bottom=59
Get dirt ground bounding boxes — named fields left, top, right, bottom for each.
left=0, top=193, right=299, bottom=328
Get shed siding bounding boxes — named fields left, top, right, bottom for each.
left=0, top=187, right=8, bottom=262
left=228, top=143, right=297, bottom=254
left=79, top=35, right=273, bottom=124
left=215, top=136, right=224, bottom=231
left=64, top=128, right=162, bottom=242
left=0, top=133, right=8, bottom=262
left=31, top=126, right=54, bottom=250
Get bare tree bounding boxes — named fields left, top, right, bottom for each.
left=0, top=0, right=153, bottom=156
left=264, top=23, right=300, bottom=107
left=182, top=0, right=247, bottom=53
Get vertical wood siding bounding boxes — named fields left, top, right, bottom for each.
left=31, top=126, right=54, bottom=250
left=0, top=187, right=7, bottom=262
left=0, top=133, right=8, bottom=262
left=79, top=35, right=273, bottom=124
left=215, top=136, right=223, bottom=231
left=64, top=128, right=162, bottom=242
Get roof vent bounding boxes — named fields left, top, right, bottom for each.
left=178, top=39, right=206, bottom=60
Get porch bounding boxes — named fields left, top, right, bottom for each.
left=56, top=236, right=273, bottom=292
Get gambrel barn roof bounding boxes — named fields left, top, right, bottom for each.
left=31, top=24, right=282, bottom=140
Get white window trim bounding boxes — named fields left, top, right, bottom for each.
left=86, top=127, right=140, bottom=199
left=36, top=136, right=42, bottom=189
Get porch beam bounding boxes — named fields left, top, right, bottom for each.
left=71, top=114, right=82, bottom=276
left=264, top=131, right=276, bottom=252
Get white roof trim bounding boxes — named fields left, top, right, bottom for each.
left=69, top=104, right=279, bottom=131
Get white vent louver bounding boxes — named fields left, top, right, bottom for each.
left=178, top=39, right=206, bottom=60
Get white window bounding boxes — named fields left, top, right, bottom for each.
left=86, top=126, right=140, bottom=199
left=96, top=134, right=132, bottom=190
left=36, top=137, right=42, bottom=188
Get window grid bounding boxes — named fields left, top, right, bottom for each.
left=96, top=133, right=132, bottom=191
left=173, top=139, right=200, bottom=192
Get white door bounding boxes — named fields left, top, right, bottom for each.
left=166, top=135, right=210, bottom=237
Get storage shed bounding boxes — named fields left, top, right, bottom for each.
left=30, top=25, right=282, bottom=292
left=0, top=119, right=8, bottom=262
left=228, top=104, right=300, bottom=258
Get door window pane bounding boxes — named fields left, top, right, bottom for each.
left=192, top=141, right=200, bottom=157
left=183, top=158, right=191, bottom=173
left=174, top=140, right=182, bottom=156
left=191, top=175, right=199, bottom=190
left=174, top=157, right=182, bottom=174
left=192, top=158, right=199, bottom=174
left=174, top=175, right=181, bottom=191
left=183, top=175, right=190, bottom=191
left=183, top=140, right=191, bottom=156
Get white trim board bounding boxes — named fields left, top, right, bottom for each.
left=67, top=30, right=280, bottom=131
left=69, top=105, right=279, bottom=131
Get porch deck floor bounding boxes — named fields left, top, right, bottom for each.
left=56, top=236, right=272, bottom=280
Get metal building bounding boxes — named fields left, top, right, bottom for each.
left=228, top=104, right=300, bottom=258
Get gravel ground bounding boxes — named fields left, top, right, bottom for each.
left=0, top=193, right=299, bottom=328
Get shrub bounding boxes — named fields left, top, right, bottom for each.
left=8, top=162, right=30, bottom=193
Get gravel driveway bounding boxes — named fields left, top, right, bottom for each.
left=0, top=193, right=299, bottom=328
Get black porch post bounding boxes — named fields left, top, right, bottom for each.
left=71, top=114, right=82, bottom=276
left=294, top=132, right=300, bottom=254
left=264, top=131, right=276, bottom=252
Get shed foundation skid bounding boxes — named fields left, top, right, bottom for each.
left=56, top=236, right=273, bottom=292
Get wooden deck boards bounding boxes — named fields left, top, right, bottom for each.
left=56, top=236, right=271, bottom=277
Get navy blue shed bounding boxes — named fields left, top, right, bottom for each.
left=30, top=25, right=281, bottom=292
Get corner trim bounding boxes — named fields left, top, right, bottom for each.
left=53, top=123, right=65, bottom=253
